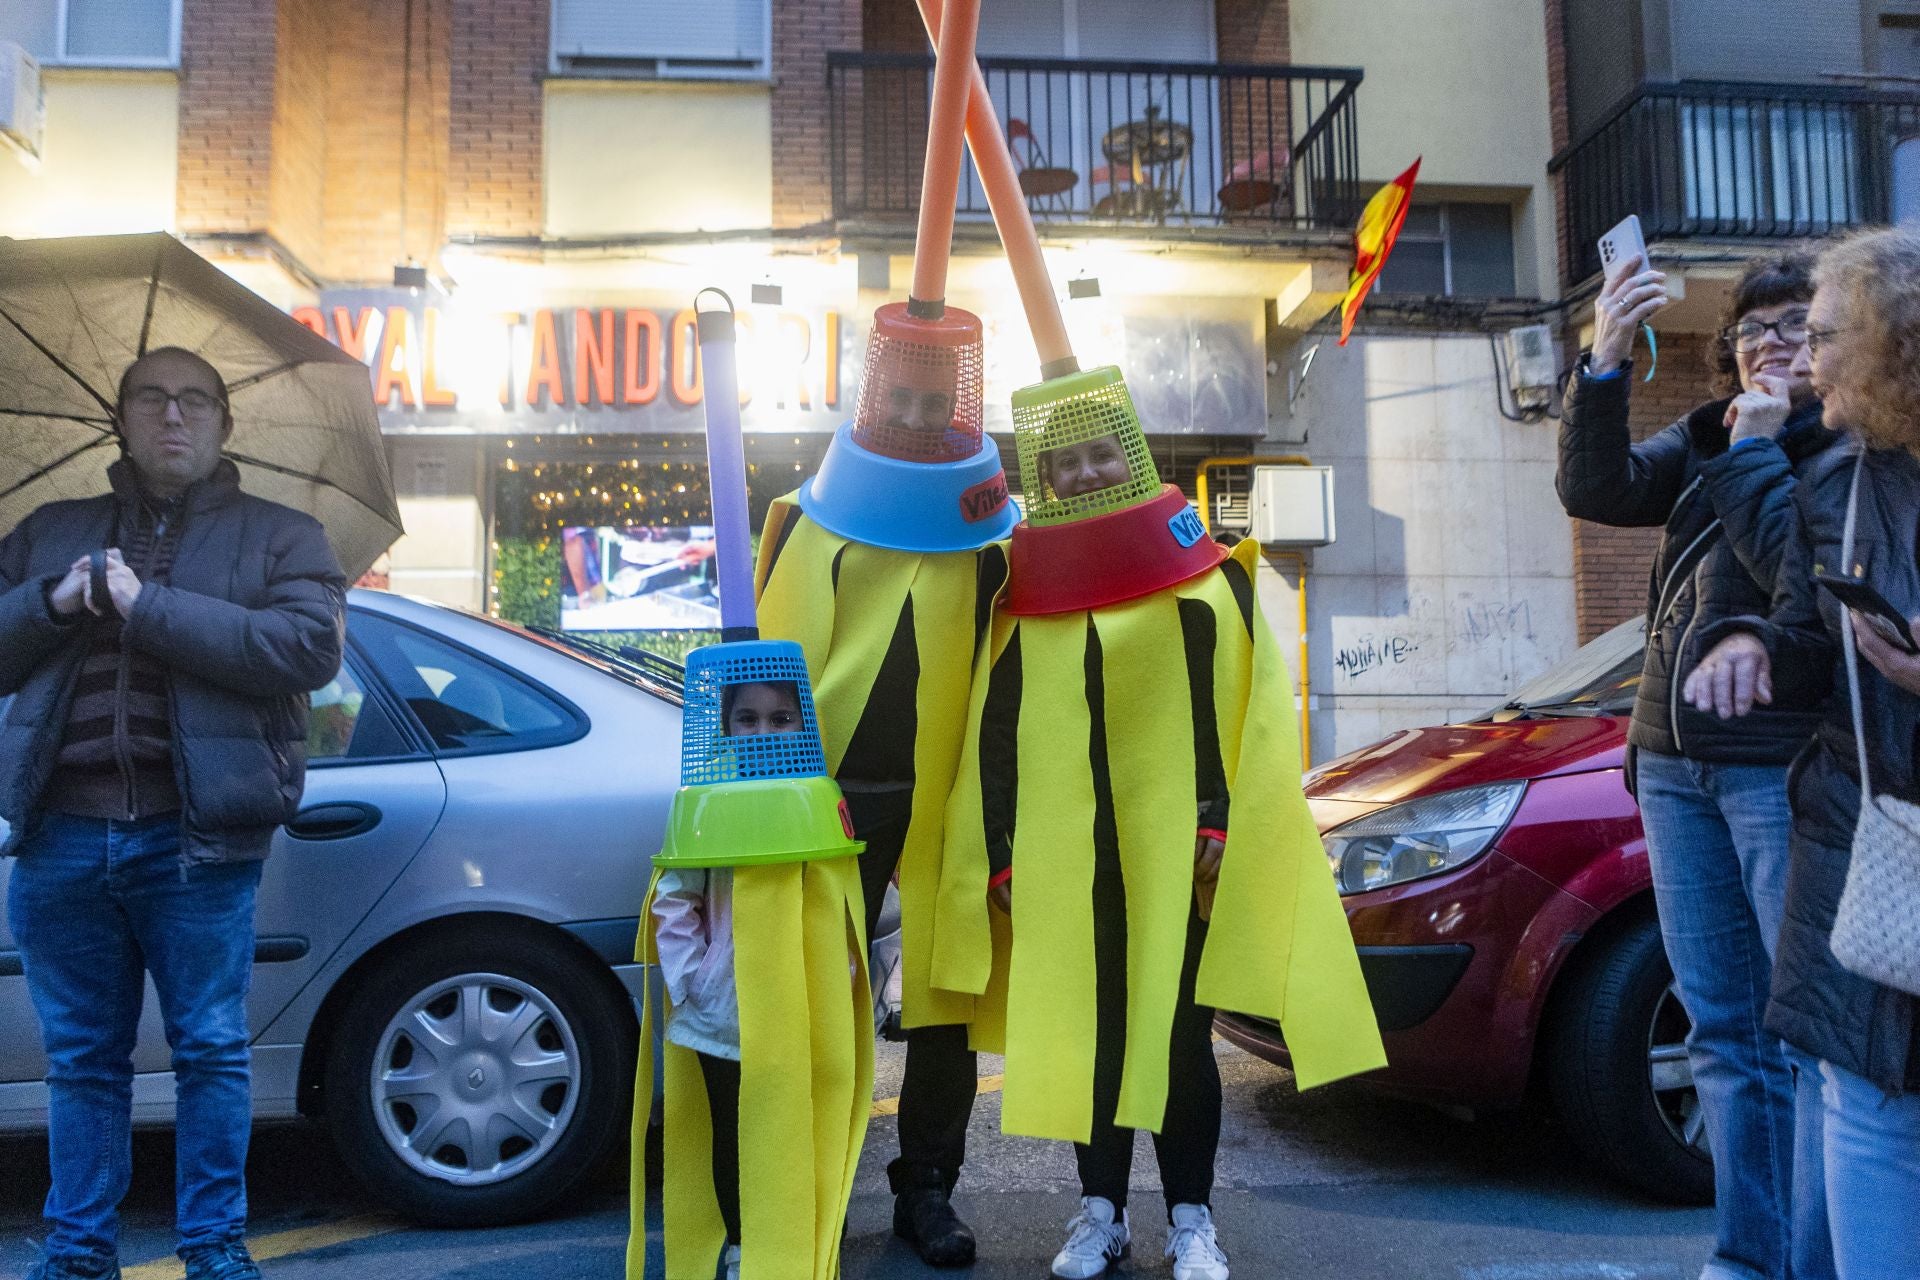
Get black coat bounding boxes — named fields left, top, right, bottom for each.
left=1556, top=362, right=1837, bottom=763
left=1713, top=436, right=1920, bottom=1093
left=0, top=460, right=347, bottom=863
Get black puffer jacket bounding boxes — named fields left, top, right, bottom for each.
left=1556, top=361, right=1836, bottom=762
left=1708, top=436, right=1920, bottom=1093
left=0, top=460, right=346, bottom=864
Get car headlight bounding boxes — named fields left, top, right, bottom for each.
left=1323, top=781, right=1526, bottom=896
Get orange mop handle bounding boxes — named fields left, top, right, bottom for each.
left=910, top=0, right=982, bottom=308
left=914, top=0, right=1077, bottom=375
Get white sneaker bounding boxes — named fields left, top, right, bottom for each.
left=1166, top=1204, right=1229, bottom=1280
left=1051, top=1195, right=1132, bottom=1278
left=722, top=1243, right=741, bottom=1280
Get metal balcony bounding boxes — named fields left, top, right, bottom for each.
left=827, top=51, right=1363, bottom=233
left=1550, top=80, right=1920, bottom=281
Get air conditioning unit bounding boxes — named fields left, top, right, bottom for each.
left=1249, top=465, right=1335, bottom=547
left=1504, top=323, right=1557, bottom=411
left=0, top=42, right=45, bottom=165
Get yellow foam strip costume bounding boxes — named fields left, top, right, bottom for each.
left=626, top=860, right=873, bottom=1279
left=755, top=494, right=1002, bottom=1032
left=939, top=540, right=1384, bottom=1143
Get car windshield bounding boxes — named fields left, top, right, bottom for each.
left=1484, top=616, right=1644, bottom=719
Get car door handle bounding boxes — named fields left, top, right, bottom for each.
left=287, top=802, right=382, bottom=841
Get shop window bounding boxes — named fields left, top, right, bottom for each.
left=4, top=0, right=180, bottom=67
left=550, top=0, right=769, bottom=80
left=1376, top=201, right=1518, bottom=299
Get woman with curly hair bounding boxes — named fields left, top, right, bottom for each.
left=1689, top=226, right=1920, bottom=1280
left=1557, top=250, right=1840, bottom=1280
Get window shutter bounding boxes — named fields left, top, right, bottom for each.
left=552, top=0, right=767, bottom=72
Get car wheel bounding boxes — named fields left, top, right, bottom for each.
left=322, top=929, right=636, bottom=1226
left=1545, top=913, right=1714, bottom=1205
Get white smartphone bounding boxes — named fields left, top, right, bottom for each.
left=1597, top=214, right=1647, bottom=282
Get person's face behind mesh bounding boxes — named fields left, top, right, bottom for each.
left=884, top=384, right=956, bottom=434
left=724, top=682, right=803, bottom=736
left=1042, top=433, right=1131, bottom=500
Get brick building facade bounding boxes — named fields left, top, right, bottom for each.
left=167, top=0, right=1310, bottom=275
left=7, top=0, right=1595, bottom=761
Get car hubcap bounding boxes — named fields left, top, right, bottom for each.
left=371, top=972, right=581, bottom=1185
left=1647, top=981, right=1709, bottom=1158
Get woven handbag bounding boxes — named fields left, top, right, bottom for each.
left=1829, top=453, right=1920, bottom=998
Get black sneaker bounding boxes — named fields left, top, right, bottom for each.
left=25, top=1260, right=121, bottom=1280
left=892, top=1176, right=977, bottom=1267
left=180, top=1240, right=263, bottom=1280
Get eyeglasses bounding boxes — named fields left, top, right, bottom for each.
left=1805, top=326, right=1847, bottom=357
left=123, top=386, right=226, bottom=421
left=1723, top=314, right=1810, bottom=352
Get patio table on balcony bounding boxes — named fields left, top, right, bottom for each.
left=1097, top=105, right=1192, bottom=219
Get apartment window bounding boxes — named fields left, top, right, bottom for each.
left=977, top=0, right=1215, bottom=61
left=550, top=0, right=769, bottom=79
left=1679, top=101, right=1859, bottom=231
left=1377, top=202, right=1517, bottom=299
left=4, top=0, right=180, bottom=67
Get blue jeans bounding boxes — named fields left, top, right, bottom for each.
left=1820, top=1060, right=1920, bottom=1280
left=1635, top=751, right=1833, bottom=1280
left=6, top=813, right=263, bottom=1269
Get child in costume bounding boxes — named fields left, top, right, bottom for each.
left=629, top=296, right=870, bottom=1280
left=940, top=370, right=1386, bottom=1280
left=754, top=310, right=1015, bottom=1265
left=651, top=679, right=806, bottom=1279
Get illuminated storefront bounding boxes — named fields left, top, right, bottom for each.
left=296, top=246, right=1280, bottom=658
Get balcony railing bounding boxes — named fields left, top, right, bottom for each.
left=1550, top=81, right=1920, bottom=281
left=828, top=51, right=1363, bottom=232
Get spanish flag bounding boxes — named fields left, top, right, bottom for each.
left=1338, top=157, right=1421, bottom=346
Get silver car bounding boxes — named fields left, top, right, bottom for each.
left=0, top=590, right=693, bottom=1225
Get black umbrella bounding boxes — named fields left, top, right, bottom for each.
left=0, top=232, right=402, bottom=578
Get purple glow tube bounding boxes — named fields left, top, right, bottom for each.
left=694, top=289, right=757, bottom=641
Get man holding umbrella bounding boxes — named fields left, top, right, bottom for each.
left=0, top=344, right=347, bottom=1280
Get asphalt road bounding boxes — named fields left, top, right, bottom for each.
left=1, top=1039, right=1714, bottom=1280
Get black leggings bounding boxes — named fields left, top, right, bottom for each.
left=849, top=786, right=981, bottom=1195
left=1075, top=884, right=1222, bottom=1215
left=697, top=1052, right=742, bottom=1245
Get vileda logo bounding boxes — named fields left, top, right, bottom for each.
left=1168, top=505, right=1207, bottom=548
left=960, top=472, right=1011, bottom=523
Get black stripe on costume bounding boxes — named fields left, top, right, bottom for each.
left=974, top=543, right=1008, bottom=655
left=838, top=596, right=919, bottom=787
left=763, top=502, right=800, bottom=581
left=978, top=627, right=1023, bottom=879
left=1083, top=618, right=1133, bottom=1158
left=1218, top=555, right=1255, bottom=636
left=1178, top=598, right=1231, bottom=832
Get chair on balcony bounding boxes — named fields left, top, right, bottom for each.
left=1091, top=157, right=1181, bottom=220
left=1218, top=146, right=1292, bottom=215
left=1007, top=118, right=1080, bottom=211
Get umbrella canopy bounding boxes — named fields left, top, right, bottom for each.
left=0, top=232, right=402, bottom=578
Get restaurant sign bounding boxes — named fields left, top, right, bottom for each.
left=301, top=288, right=1269, bottom=436
left=298, top=290, right=851, bottom=434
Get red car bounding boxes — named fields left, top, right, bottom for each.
left=1217, top=618, right=1712, bottom=1204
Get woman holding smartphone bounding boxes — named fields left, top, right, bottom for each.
left=1687, top=227, right=1920, bottom=1280
left=1556, top=249, right=1839, bottom=1280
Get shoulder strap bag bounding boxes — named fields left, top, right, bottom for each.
left=1830, top=450, right=1920, bottom=997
